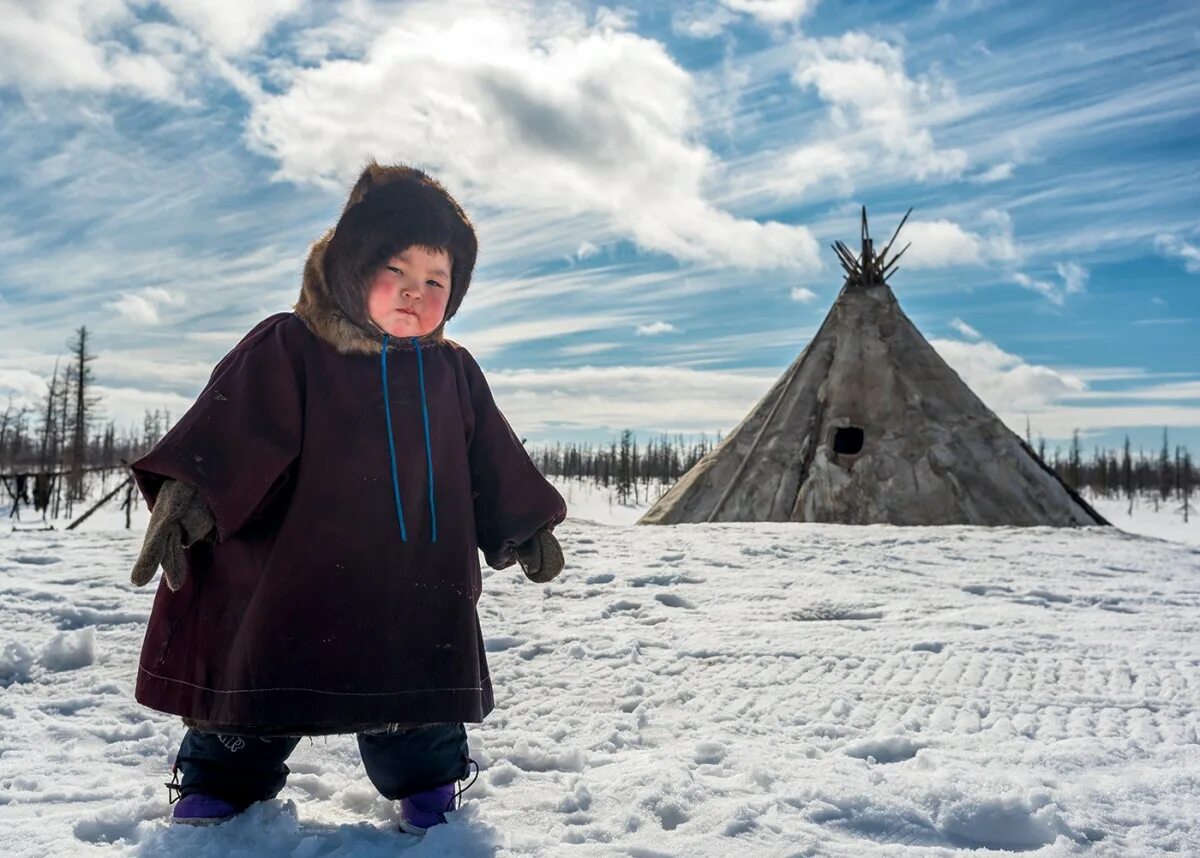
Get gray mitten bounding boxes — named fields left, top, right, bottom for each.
left=130, top=479, right=215, bottom=591
left=516, top=529, right=564, bottom=584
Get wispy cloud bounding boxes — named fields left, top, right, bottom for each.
left=720, top=0, right=818, bottom=26
left=775, top=32, right=967, bottom=196
left=1012, top=262, right=1087, bottom=305
left=635, top=321, right=679, bottom=336
left=949, top=318, right=981, bottom=339
left=486, top=364, right=778, bottom=436
left=106, top=287, right=185, bottom=325
left=671, top=4, right=738, bottom=39
left=1055, top=262, right=1088, bottom=295
left=453, top=314, right=628, bottom=359
left=1154, top=233, right=1200, bottom=274
left=969, top=161, right=1015, bottom=183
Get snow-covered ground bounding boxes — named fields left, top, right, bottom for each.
left=1084, top=493, right=1200, bottom=547
left=1, top=478, right=1198, bottom=856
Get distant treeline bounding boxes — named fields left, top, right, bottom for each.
left=1035, top=429, right=1193, bottom=515
left=2, top=330, right=1194, bottom=522
left=531, top=430, right=720, bottom=504
left=531, top=428, right=1196, bottom=518
left=0, top=325, right=170, bottom=519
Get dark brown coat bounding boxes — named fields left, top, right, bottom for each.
left=131, top=164, right=566, bottom=735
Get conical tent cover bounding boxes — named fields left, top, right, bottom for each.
left=639, top=211, right=1106, bottom=528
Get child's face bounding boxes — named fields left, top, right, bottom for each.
left=366, top=246, right=452, bottom=338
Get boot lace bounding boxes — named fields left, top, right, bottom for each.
left=451, top=758, right=480, bottom=810
left=164, top=765, right=183, bottom=805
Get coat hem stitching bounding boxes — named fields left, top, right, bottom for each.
left=139, top=665, right=490, bottom=696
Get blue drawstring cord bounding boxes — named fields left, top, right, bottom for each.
left=380, top=334, right=408, bottom=542
left=413, top=336, right=438, bottom=542
left=380, top=334, right=438, bottom=543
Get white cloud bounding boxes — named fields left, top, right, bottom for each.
left=453, top=314, right=627, bottom=359
left=593, top=5, right=638, bottom=31
left=1131, top=317, right=1194, bottom=326
left=896, top=211, right=1016, bottom=269
left=0, top=0, right=181, bottom=99
left=1056, top=261, right=1088, bottom=295
left=719, top=0, right=819, bottom=25
left=105, top=287, right=184, bottom=325
left=636, top=321, right=678, bottom=336
left=156, top=0, right=305, bottom=56
left=925, top=338, right=1200, bottom=438
left=485, top=364, right=776, bottom=435
left=558, top=342, right=619, bottom=357
left=780, top=32, right=967, bottom=195
left=575, top=241, right=600, bottom=260
left=949, top=317, right=981, bottom=340
left=0, top=0, right=308, bottom=102
left=1154, top=233, right=1200, bottom=274
left=244, top=1, right=821, bottom=272
left=90, top=383, right=196, bottom=428
left=1067, top=380, right=1200, bottom=401
left=1012, top=262, right=1088, bottom=305
left=970, top=162, right=1015, bottom=183
left=671, top=4, right=738, bottom=39
left=931, top=337, right=1088, bottom=414
left=790, top=286, right=817, bottom=302
left=0, top=366, right=50, bottom=411
left=1012, top=272, right=1058, bottom=304
left=900, top=219, right=985, bottom=268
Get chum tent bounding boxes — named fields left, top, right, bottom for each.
left=639, top=209, right=1107, bottom=528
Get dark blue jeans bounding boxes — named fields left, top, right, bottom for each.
left=174, top=723, right=470, bottom=809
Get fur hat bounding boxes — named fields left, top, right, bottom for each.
left=295, top=161, right=478, bottom=354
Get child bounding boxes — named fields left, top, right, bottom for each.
left=128, top=162, right=567, bottom=834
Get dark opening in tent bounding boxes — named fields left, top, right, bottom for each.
left=833, top=427, right=864, bottom=456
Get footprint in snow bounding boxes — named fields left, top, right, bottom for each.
left=961, top=584, right=1013, bottom=596
left=654, top=593, right=694, bottom=609
left=789, top=605, right=883, bottom=622
left=694, top=741, right=726, bottom=764
left=843, top=735, right=924, bottom=763
left=13, top=555, right=62, bottom=565
left=485, top=636, right=523, bottom=653
left=630, top=573, right=704, bottom=587
left=602, top=600, right=641, bottom=618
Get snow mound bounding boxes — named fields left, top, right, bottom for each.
left=937, top=789, right=1076, bottom=850
left=40, top=626, right=96, bottom=672
left=0, top=639, right=36, bottom=686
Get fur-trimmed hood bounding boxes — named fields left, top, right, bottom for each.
left=294, top=162, right=478, bottom=355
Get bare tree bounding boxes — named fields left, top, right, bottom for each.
left=65, top=326, right=101, bottom=501
left=1181, top=449, right=1193, bottom=524
left=1122, top=435, right=1133, bottom=515
left=1159, top=428, right=1171, bottom=502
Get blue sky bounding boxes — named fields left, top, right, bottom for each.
left=0, top=0, right=1197, bottom=453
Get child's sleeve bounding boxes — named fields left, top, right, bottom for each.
left=131, top=315, right=304, bottom=543
left=461, top=349, right=567, bottom=570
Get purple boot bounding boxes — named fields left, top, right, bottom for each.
left=171, top=793, right=241, bottom=825
left=398, top=783, right=458, bottom=836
